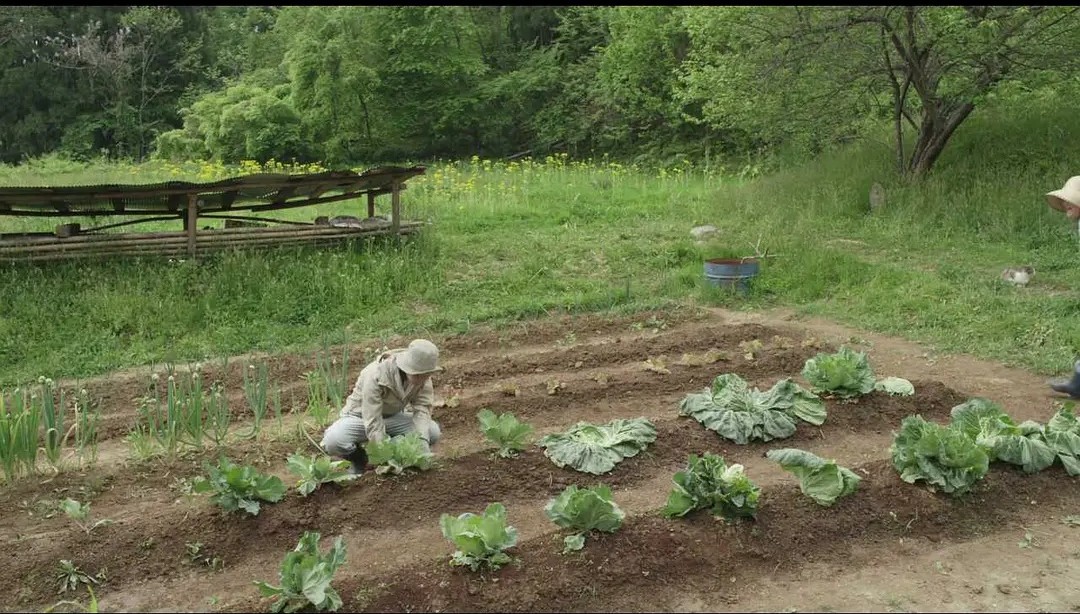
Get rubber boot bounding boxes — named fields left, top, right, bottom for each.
left=345, top=447, right=369, bottom=476
left=1048, top=360, right=1080, bottom=399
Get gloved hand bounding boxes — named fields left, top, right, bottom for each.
left=417, top=438, right=432, bottom=457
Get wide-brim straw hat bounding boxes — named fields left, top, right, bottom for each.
left=1046, top=176, right=1080, bottom=212
left=397, top=339, right=443, bottom=375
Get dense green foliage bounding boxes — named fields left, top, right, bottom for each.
left=3, top=6, right=1075, bottom=170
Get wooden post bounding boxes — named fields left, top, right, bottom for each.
left=186, top=193, right=198, bottom=257
left=390, top=181, right=401, bottom=235
left=367, top=192, right=376, bottom=218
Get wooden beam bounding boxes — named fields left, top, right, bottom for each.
left=391, top=181, right=401, bottom=235
left=186, top=194, right=198, bottom=257
left=367, top=192, right=376, bottom=218
left=111, top=197, right=126, bottom=212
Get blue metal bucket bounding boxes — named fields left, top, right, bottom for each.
left=704, top=258, right=759, bottom=294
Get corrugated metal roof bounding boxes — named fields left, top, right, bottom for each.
left=0, top=165, right=425, bottom=217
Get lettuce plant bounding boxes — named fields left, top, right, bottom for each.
left=803, top=347, right=914, bottom=398
left=766, top=448, right=861, bottom=506
left=255, top=531, right=347, bottom=613
left=662, top=453, right=761, bottom=520
left=365, top=432, right=434, bottom=475
left=678, top=374, right=826, bottom=444
left=191, top=457, right=287, bottom=515
left=890, top=415, right=989, bottom=495
left=286, top=453, right=357, bottom=496
left=439, top=502, right=518, bottom=571
left=537, top=417, right=656, bottom=475
left=477, top=409, right=533, bottom=458
left=544, top=485, right=624, bottom=553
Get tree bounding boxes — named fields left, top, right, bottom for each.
left=677, top=6, right=1080, bottom=178
left=44, top=6, right=201, bottom=159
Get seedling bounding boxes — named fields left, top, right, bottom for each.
left=186, top=541, right=225, bottom=571
left=55, top=560, right=103, bottom=594
left=59, top=499, right=113, bottom=535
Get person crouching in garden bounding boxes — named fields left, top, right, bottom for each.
left=321, top=339, right=443, bottom=474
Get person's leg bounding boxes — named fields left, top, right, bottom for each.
left=1049, top=359, right=1080, bottom=399
left=320, top=414, right=369, bottom=473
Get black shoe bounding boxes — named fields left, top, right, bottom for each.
left=345, top=447, right=369, bottom=475
left=1049, top=361, right=1080, bottom=399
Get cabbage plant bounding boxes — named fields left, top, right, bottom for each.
left=890, top=415, right=989, bottom=495
left=678, top=374, right=826, bottom=444
left=537, top=417, right=656, bottom=475
left=766, top=448, right=861, bottom=506
left=803, top=347, right=914, bottom=398
left=544, top=484, right=624, bottom=553
left=439, top=502, right=518, bottom=571
left=662, top=453, right=761, bottom=520
left=365, top=432, right=434, bottom=475
left=477, top=409, right=533, bottom=458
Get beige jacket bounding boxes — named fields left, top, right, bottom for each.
left=341, top=349, right=434, bottom=443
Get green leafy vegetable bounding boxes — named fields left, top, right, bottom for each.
left=890, top=415, right=989, bottom=495
left=536, top=417, right=657, bottom=475
left=365, top=432, right=434, bottom=475
left=477, top=409, right=534, bottom=458
left=765, top=448, right=861, bottom=506
left=286, top=453, right=357, bottom=497
left=439, top=502, right=518, bottom=571
left=191, top=457, right=287, bottom=515
left=544, top=484, right=625, bottom=553
left=802, top=346, right=877, bottom=398
left=949, top=398, right=1056, bottom=473
left=662, top=453, right=761, bottom=520
left=678, top=374, right=825, bottom=444
left=874, top=377, right=915, bottom=396
left=59, top=498, right=113, bottom=534
left=1039, top=405, right=1080, bottom=476
left=254, top=531, right=347, bottom=613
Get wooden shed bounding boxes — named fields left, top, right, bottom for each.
left=0, top=165, right=426, bottom=262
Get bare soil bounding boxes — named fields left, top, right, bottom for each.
left=2, top=306, right=1078, bottom=613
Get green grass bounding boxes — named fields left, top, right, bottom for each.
left=1, top=90, right=1080, bottom=386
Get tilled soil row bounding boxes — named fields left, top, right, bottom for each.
left=327, top=460, right=1080, bottom=613
left=48, top=308, right=706, bottom=428
left=2, top=381, right=965, bottom=611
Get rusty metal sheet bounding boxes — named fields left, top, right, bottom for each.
left=0, top=166, right=425, bottom=217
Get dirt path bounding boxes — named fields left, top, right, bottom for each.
left=2, top=306, right=1078, bottom=613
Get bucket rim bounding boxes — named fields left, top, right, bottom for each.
left=705, top=257, right=759, bottom=265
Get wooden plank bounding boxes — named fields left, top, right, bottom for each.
left=367, top=192, right=376, bottom=218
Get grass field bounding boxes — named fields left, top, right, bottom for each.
left=0, top=90, right=1078, bottom=386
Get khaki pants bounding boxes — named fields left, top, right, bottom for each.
left=320, top=411, right=441, bottom=457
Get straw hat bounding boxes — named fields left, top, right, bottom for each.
left=397, top=339, right=442, bottom=375
left=1046, top=176, right=1080, bottom=212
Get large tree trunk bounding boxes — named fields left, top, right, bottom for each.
left=907, top=100, right=974, bottom=177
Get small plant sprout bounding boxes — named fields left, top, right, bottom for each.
left=55, top=560, right=101, bottom=594
left=43, top=587, right=99, bottom=613
left=59, top=499, right=113, bottom=535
